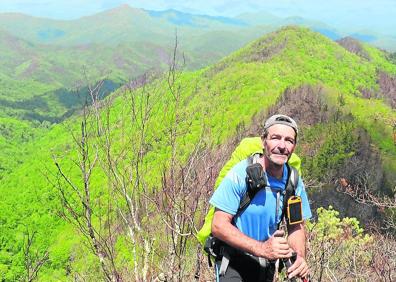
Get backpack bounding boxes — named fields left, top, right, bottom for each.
left=196, top=136, right=302, bottom=246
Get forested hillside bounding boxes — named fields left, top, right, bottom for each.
left=0, top=6, right=265, bottom=179
left=0, top=26, right=395, bottom=281
left=2, top=5, right=396, bottom=181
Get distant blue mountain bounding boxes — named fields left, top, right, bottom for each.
left=349, top=33, right=377, bottom=42
left=37, top=28, right=66, bottom=41
left=312, top=28, right=342, bottom=40
left=146, top=9, right=247, bottom=27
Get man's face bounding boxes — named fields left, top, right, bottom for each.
left=263, top=124, right=296, bottom=166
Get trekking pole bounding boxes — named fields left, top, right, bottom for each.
left=273, top=191, right=296, bottom=282
left=278, top=220, right=297, bottom=282
left=280, top=221, right=311, bottom=282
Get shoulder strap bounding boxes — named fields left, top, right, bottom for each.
left=280, top=163, right=299, bottom=223
left=236, top=158, right=299, bottom=221
left=237, top=154, right=267, bottom=215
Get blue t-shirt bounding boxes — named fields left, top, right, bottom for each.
left=209, top=159, right=312, bottom=241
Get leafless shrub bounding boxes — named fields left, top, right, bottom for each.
left=22, top=228, right=49, bottom=282
left=369, top=230, right=396, bottom=282
left=52, top=77, right=122, bottom=281
left=378, top=71, right=396, bottom=109
left=336, top=37, right=371, bottom=60
left=268, top=85, right=332, bottom=127
left=48, top=33, right=224, bottom=281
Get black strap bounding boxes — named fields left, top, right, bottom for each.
left=238, top=154, right=267, bottom=215
left=207, top=158, right=299, bottom=266
left=239, top=157, right=299, bottom=222
left=280, top=164, right=299, bottom=225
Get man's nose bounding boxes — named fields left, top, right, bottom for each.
left=277, top=139, right=286, bottom=149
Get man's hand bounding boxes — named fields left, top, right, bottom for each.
left=287, top=255, right=309, bottom=279
left=257, top=230, right=293, bottom=260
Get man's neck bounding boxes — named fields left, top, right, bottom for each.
left=261, top=156, right=284, bottom=179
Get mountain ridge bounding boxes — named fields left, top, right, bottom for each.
left=2, top=26, right=396, bottom=280
left=0, top=4, right=394, bottom=49
left=1, top=26, right=395, bottom=280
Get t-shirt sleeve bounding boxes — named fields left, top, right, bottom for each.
left=209, top=169, right=246, bottom=215
left=295, top=177, right=312, bottom=220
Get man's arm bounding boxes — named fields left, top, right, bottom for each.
left=212, top=209, right=293, bottom=260
left=287, top=222, right=306, bottom=257
left=287, top=222, right=309, bottom=279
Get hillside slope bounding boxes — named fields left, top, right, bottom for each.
left=0, top=6, right=268, bottom=179
left=0, top=26, right=395, bottom=280
left=2, top=5, right=395, bottom=181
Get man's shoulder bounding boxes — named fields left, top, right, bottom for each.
left=229, top=158, right=249, bottom=175
left=219, top=158, right=250, bottom=186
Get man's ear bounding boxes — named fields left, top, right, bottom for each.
left=261, top=136, right=266, bottom=148
left=289, top=143, right=296, bottom=154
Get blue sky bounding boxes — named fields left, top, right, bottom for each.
left=0, top=0, right=395, bottom=34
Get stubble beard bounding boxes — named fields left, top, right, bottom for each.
left=268, top=153, right=289, bottom=167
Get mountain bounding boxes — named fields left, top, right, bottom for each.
left=0, top=6, right=267, bottom=178
left=0, top=26, right=395, bottom=280
left=1, top=5, right=394, bottom=112
left=1, top=5, right=394, bottom=49
left=1, top=5, right=392, bottom=108
left=235, top=11, right=396, bottom=52
left=0, top=5, right=267, bottom=117
left=0, top=5, right=250, bottom=46
left=1, top=5, right=395, bottom=211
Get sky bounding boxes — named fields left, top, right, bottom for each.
left=0, top=0, right=395, bottom=33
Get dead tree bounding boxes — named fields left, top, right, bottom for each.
left=22, top=228, right=49, bottom=282
left=50, top=33, right=220, bottom=281
left=102, top=72, right=161, bottom=281
left=337, top=175, right=396, bottom=231
left=52, top=79, right=121, bottom=281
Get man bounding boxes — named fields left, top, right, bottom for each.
left=210, top=114, right=311, bottom=281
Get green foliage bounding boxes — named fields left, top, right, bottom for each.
left=307, top=206, right=370, bottom=242
left=364, top=45, right=396, bottom=75
left=1, top=26, right=396, bottom=280
left=300, top=121, right=359, bottom=180
left=306, top=206, right=374, bottom=281
left=389, top=52, right=396, bottom=64
left=0, top=117, right=51, bottom=177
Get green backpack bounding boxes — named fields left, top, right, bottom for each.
left=196, top=136, right=302, bottom=245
